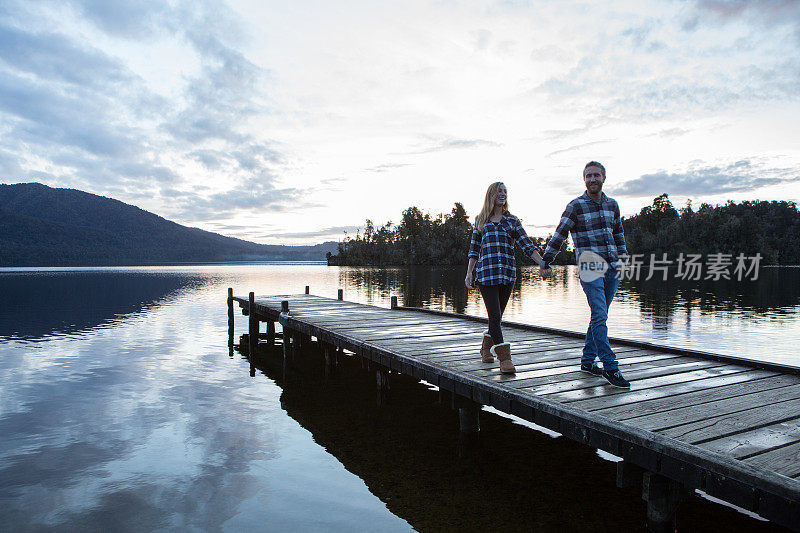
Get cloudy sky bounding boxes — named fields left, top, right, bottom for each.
left=1, top=0, right=798, bottom=244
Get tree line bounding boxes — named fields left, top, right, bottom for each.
left=623, top=194, right=800, bottom=265
left=328, top=194, right=800, bottom=266
left=327, top=202, right=573, bottom=266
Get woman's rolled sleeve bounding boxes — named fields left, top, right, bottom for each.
left=513, top=218, right=539, bottom=257
left=468, top=229, right=482, bottom=259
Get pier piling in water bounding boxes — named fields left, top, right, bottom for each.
left=248, top=292, right=257, bottom=355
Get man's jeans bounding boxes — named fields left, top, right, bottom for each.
left=580, top=268, right=621, bottom=372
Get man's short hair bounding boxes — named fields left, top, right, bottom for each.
left=584, top=161, right=606, bottom=177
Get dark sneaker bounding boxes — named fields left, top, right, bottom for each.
left=580, top=362, right=603, bottom=376
left=602, top=369, right=631, bottom=389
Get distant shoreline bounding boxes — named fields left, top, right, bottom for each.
left=0, top=260, right=328, bottom=272
left=3, top=262, right=798, bottom=273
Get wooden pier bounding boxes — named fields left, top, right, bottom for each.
left=229, top=290, right=800, bottom=531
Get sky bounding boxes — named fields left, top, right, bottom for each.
left=1, top=0, right=798, bottom=244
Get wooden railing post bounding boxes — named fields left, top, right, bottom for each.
left=281, top=300, right=291, bottom=365
left=248, top=292, right=257, bottom=355
left=227, top=288, right=234, bottom=350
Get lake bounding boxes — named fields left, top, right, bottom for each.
left=1, top=264, right=797, bottom=531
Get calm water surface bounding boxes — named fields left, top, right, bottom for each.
left=1, top=264, right=797, bottom=531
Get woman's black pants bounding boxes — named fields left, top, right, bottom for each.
left=478, top=283, right=512, bottom=345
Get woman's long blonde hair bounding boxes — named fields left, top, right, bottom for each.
left=475, top=182, right=509, bottom=231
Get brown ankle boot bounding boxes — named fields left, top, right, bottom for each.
left=491, top=343, right=515, bottom=374
left=480, top=333, right=494, bottom=362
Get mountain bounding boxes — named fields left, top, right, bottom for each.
left=0, top=183, right=338, bottom=266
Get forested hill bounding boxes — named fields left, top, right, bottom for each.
left=0, top=183, right=337, bottom=266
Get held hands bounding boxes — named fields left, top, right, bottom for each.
left=539, top=264, right=553, bottom=280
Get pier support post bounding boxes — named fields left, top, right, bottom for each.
left=324, top=343, right=338, bottom=378
left=458, top=400, right=480, bottom=434
left=282, top=332, right=291, bottom=366
left=227, top=288, right=234, bottom=356
left=267, top=321, right=275, bottom=347
left=642, top=472, right=685, bottom=533
left=292, top=331, right=302, bottom=358
left=281, top=301, right=291, bottom=367
left=376, top=368, right=389, bottom=406
left=248, top=292, right=258, bottom=356
left=305, top=285, right=310, bottom=294
left=338, top=288, right=343, bottom=300
left=617, top=461, right=645, bottom=489
left=391, top=296, right=398, bottom=309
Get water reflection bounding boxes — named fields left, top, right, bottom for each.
left=0, top=271, right=199, bottom=340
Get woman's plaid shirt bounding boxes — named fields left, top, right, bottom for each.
left=468, top=214, right=539, bottom=286
left=541, top=192, right=628, bottom=267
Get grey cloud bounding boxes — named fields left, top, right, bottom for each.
left=542, top=127, right=590, bottom=140
left=0, top=149, right=24, bottom=177
left=366, top=163, right=410, bottom=173
left=190, top=150, right=226, bottom=170
left=547, top=139, right=614, bottom=158
left=0, top=22, right=135, bottom=89
left=536, top=57, right=799, bottom=123
left=608, top=159, right=800, bottom=197
left=648, top=128, right=691, bottom=138
left=72, top=0, right=170, bottom=38
left=171, top=176, right=303, bottom=222
left=0, top=70, right=146, bottom=159
left=696, top=0, right=800, bottom=22
left=266, top=226, right=361, bottom=240
left=407, top=138, right=502, bottom=154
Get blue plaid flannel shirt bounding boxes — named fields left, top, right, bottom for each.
left=468, top=214, right=539, bottom=286
left=541, top=192, right=628, bottom=268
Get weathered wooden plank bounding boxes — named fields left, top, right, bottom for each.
left=331, top=318, right=468, bottom=330
left=526, top=365, right=746, bottom=398
left=743, top=441, right=800, bottom=478
left=592, top=374, right=800, bottom=419
left=550, top=369, right=772, bottom=406
left=501, top=359, right=724, bottom=389
left=695, top=417, right=800, bottom=459
left=374, top=328, right=558, bottom=346
left=341, top=325, right=488, bottom=342
left=462, top=351, right=681, bottom=377
left=421, top=346, right=650, bottom=371
left=658, top=400, right=800, bottom=444
left=391, top=337, right=587, bottom=357
left=410, top=340, right=591, bottom=360
left=621, top=384, right=800, bottom=432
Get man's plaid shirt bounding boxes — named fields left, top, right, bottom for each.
left=468, top=214, right=539, bottom=286
left=541, top=192, right=628, bottom=267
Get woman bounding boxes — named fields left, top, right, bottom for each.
left=466, top=182, right=544, bottom=373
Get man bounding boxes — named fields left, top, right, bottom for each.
left=539, top=161, right=631, bottom=388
